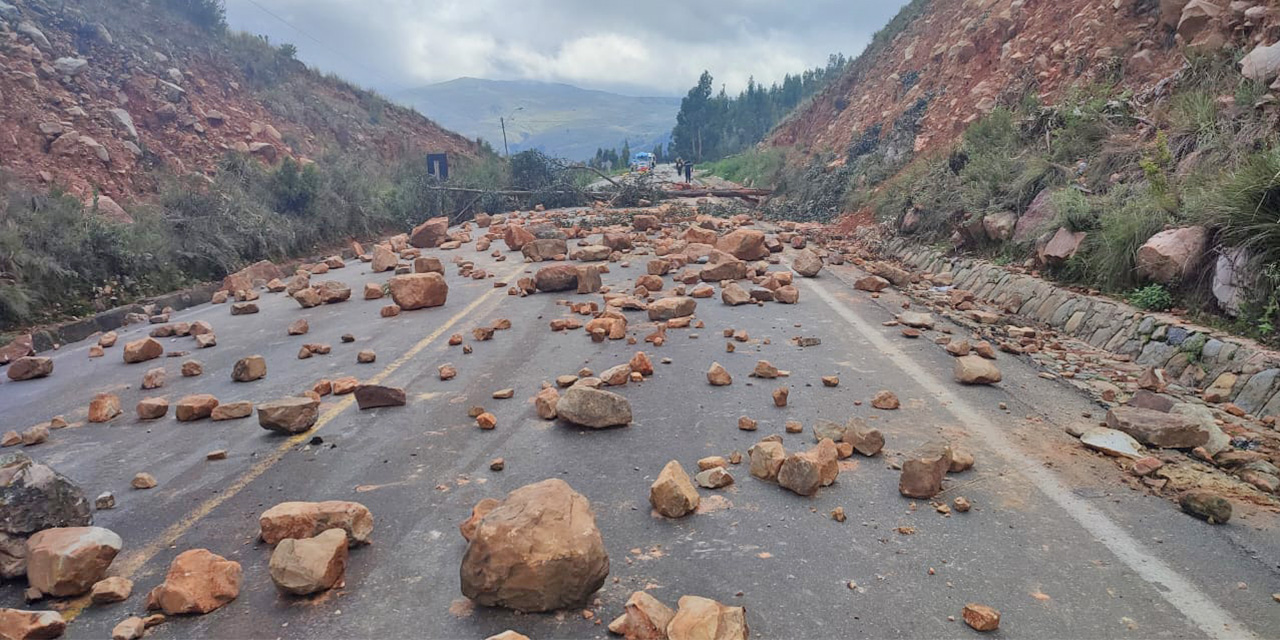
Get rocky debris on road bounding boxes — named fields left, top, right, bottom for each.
left=175, top=394, right=218, bottom=422
left=778, top=439, right=839, bottom=496
left=259, top=501, right=373, bottom=546
left=89, top=575, right=133, bottom=603
left=792, top=249, right=823, bottom=277
left=24, top=526, right=122, bottom=597
left=112, top=616, right=145, bottom=640
left=211, top=401, right=252, bottom=421
left=647, top=297, right=696, bottom=321
left=1179, top=490, right=1232, bottom=524
left=88, top=393, right=122, bottom=423
left=123, top=337, right=163, bottom=364
left=843, top=420, right=886, bottom=457
left=6, top=357, right=52, bottom=381
left=230, top=301, right=259, bottom=315
left=140, top=367, right=166, bottom=390
left=707, top=362, right=732, bottom=386
left=535, top=264, right=580, bottom=292
left=963, top=603, right=1001, bottom=632
left=855, top=275, right=890, bottom=292
left=145, top=549, right=241, bottom=615
left=354, top=384, right=406, bottom=410
left=695, top=467, right=734, bottom=489
left=871, top=390, right=899, bottom=410
left=1079, top=427, right=1145, bottom=458
left=899, top=442, right=953, bottom=499
left=388, top=273, right=448, bottom=310
left=231, top=355, right=266, bottom=382
left=257, top=397, right=320, bottom=434
left=460, top=479, right=609, bottom=612
left=650, top=461, right=700, bottom=518
left=611, top=590, right=675, bottom=640
left=0, top=609, right=66, bottom=639
left=1105, top=407, right=1208, bottom=449
left=131, top=473, right=157, bottom=490
left=287, top=319, right=309, bottom=336
left=556, top=386, right=632, bottom=428
left=439, top=364, right=458, bottom=380
left=0, top=452, right=92, bottom=579
left=181, top=360, right=203, bottom=377
left=268, top=528, right=348, bottom=595
left=667, top=595, right=749, bottom=640
left=954, top=355, right=1002, bottom=385
left=535, top=387, right=560, bottom=420
left=136, top=398, right=169, bottom=421
left=748, top=439, right=787, bottom=482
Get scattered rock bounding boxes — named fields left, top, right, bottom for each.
left=871, top=390, right=899, bottom=410
left=123, top=338, right=163, bottom=364
left=88, top=393, right=122, bottom=423
left=899, top=442, right=952, bottom=499
left=6, top=357, right=52, bottom=381
left=25, top=527, right=122, bottom=597
left=257, top=397, right=320, bottom=434
left=131, top=473, right=156, bottom=490
left=175, top=395, right=218, bottom=422
left=145, top=549, right=241, bottom=615
left=650, top=461, right=700, bottom=518
left=90, top=576, right=133, bottom=604
left=954, top=355, right=1002, bottom=385
left=792, top=249, right=823, bottom=277
left=748, top=440, right=786, bottom=481
left=460, top=479, right=609, bottom=612
left=666, top=595, right=748, bottom=640
left=707, top=362, right=732, bottom=386
left=556, top=386, right=632, bottom=428
left=268, top=528, right=348, bottom=595
left=963, top=604, right=1000, bottom=632
left=354, top=384, right=406, bottom=410
left=778, top=439, right=839, bottom=496
left=0, top=609, right=66, bottom=640
left=259, top=501, right=373, bottom=545
left=1105, top=407, right=1208, bottom=449
left=1179, top=490, right=1232, bottom=524
left=694, top=467, right=734, bottom=489
left=388, top=273, right=449, bottom=310
left=231, top=355, right=266, bottom=382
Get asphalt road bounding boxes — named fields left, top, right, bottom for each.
left=2, top=211, right=1279, bottom=639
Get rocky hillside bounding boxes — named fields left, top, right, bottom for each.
left=770, top=0, right=1267, bottom=158
left=0, top=0, right=474, bottom=214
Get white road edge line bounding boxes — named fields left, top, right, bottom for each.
left=801, top=276, right=1256, bottom=640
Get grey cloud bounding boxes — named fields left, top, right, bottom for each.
left=225, top=0, right=908, bottom=96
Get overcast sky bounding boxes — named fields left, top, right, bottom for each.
left=224, top=0, right=909, bottom=98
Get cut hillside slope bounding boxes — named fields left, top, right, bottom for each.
left=769, top=0, right=1194, bottom=157
left=0, top=0, right=474, bottom=208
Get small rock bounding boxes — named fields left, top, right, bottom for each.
left=268, top=528, right=348, bottom=595
left=962, top=603, right=1000, bottom=632
left=650, top=460, right=700, bottom=517
left=707, top=362, right=732, bottom=386
left=1179, top=490, right=1232, bottom=524
left=871, top=390, right=899, bottom=410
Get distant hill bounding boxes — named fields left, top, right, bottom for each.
left=396, top=78, right=679, bottom=161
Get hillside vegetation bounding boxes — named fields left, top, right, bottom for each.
left=716, top=0, right=1280, bottom=343
left=0, top=0, right=494, bottom=331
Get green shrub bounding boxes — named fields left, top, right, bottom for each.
left=1128, top=284, right=1174, bottom=311
left=699, top=148, right=787, bottom=187
left=1208, top=146, right=1280, bottom=269
left=1075, top=184, right=1170, bottom=291
left=1051, top=188, right=1096, bottom=232
left=161, top=0, right=226, bottom=33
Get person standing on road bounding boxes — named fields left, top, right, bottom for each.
left=684, top=161, right=693, bottom=184
left=674, top=157, right=684, bottom=180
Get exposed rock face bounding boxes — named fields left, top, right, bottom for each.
left=556, top=387, right=632, bottom=428
left=146, top=549, right=242, bottom=615
left=0, top=452, right=91, bottom=579
left=268, top=528, right=348, bottom=595
left=1136, top=226, right=1208, bottom=284
left=649, top=461, right=700, bottom=518
left=666, top=595, right=749, bottom=640
left=259, top=501, right=373, bottom=545
left=460, top=479, right=609, bottom=612
left=25, top=526, right=122, bottom=597
left=1105, top=407, right=1209, bottom=449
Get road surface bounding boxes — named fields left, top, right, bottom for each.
left=2, top=209, right=1278, bottom=639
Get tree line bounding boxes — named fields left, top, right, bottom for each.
left=670, top=54, right=849, bottom=163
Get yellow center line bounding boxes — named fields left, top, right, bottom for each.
left=61, top=263, right=525, bottom=621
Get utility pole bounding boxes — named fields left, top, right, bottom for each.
left=500, top=117, right=509, bottom=157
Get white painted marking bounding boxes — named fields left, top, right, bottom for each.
left=802, top=277, right=1256, bottom=640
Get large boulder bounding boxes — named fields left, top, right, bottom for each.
left=408, top=216, right=449, bottom=248
left=954, top=355, right=1002, bottom=385
left=777, top=439, right=839, bottom=496
left=716, top=229, right=768, bottom=261
left=146, top=549, right=241, bottom=615
left=792, top=249, right=823, bottom=277
left=122, top=338, right=163, bottom=364
left=504, top=225, right=536, bottom=251
left=1136, top=226, right=1207, bottom=284
left=1041, top=227, right=1086, bottom=265
left=6, top=357, right=52, bottom=381
left=522, top=238, right=568, bottom=262
left=647, top=297, right=696, bottom=321
left=0, top=452, right=91, bottom=579
left=258, top=501, right=373, bottom=545
left=388, top=273, right=448, bottom=310
left=221, top=260, right=282, bottom=293
left=649, top=461, right=700, bottom=518
left=257, top=397, right=320, bottom=434
left=1241, top=41, right=1280, bottom=83
left=1012, top=189, right=1058, bottom=243
left=268, top=528, right=348, bottom=595
left=602, top=232, right=632, bottom=251
left=1105, top=406, right=1209, bottom=449
left=534, top=264, right=579, bottom=292
left=371, top=244, right=398, bottom=272
left=899, top=442, right=952, bottom=499
left=556, top=387, right=632, bottom=428
left=460, top=479, right=609, bottom=612
left=25, top=526, right=122, bottom=597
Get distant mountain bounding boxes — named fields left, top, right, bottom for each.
left=396, top=78, right=680, bottom=161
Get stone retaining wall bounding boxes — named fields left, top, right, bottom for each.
left=884, top=239, right=1280, bottom=419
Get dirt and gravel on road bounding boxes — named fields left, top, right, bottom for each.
left=1, top=201, right=1278, bottom=639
